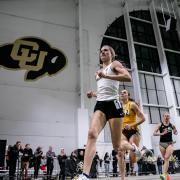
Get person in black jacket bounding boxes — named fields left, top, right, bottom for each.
left=33, top=146, right=43, bottom=179
left=65, top=150, right=78, bottom=179
left=57, top=148, right=67, bottom=180
left=104, top=152, right=110, bottom=177
left=8, top=141, right=23, bottom=180
left=157, top=155, right=163, bottom=175
left=46, top=146, right=56, bottom=179
left=90, top=152, right=99, bottom=178
left=21, top=144, right=33, bottom=179
left=112, top=150, right=118, bottom=177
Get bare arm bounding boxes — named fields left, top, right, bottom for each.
left=172, top=124, right=178, bottom=135
left=153, top=123, right=162, bottom=136
left=97, top=61, right=131, bottom=82
left=129, top=102, right=145, bottom=128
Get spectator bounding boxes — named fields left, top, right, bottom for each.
left=112, top=150, right=118, bottom=177
left=65, top=150, right=78, bottom=179
left=21, top=144, right=33, bottom=179
left=8, top=141, right=23, bottom=180
left=90, top=152, right=99, bottom=178
left=104, top=152, right=110, bottom=177
left=34, top=146, right=43, bottom=179
left=124, top=151, right=130, bottom=177
left=57, top=148, right=67, bottom=180
left=46, top=146, right=56, bottom=179
left=157, top=155, right=163, bottom=175
left=5, top=145, right=12, bottom=170
left=137, top=157, right=143, bottom=176
left=77, top=150, right=85, bottom=175
left=146, top=152, right=157, bottom=175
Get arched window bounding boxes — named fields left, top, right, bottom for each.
left=156, top=11, right=180, bottom=115
left=100, top=9, right=180, bottom=141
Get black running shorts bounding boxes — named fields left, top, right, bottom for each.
left=122, top=129, right=140, bottom=140
left=94, top=99, right=124, bottom=120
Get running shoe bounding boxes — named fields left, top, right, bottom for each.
left=160, top=174, right=171, bottom=180
left=76, top=174, right=89, bottom=180
left=132, top=143, right=141, bottom=159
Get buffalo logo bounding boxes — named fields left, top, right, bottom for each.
left=0, top=37, right=67, bottom=80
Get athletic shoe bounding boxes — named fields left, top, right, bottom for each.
left=166, top=174, right=171, bottom=180
left=160, top=174, right=171, bottom=180
left=160, top=174, right=166, bottom=180
left=132, top=143, right=141, bottom=159
left=76, top=174, right=89, bottom=180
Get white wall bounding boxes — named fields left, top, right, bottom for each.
left=0, top=0, right=180, bottom=156
left=0, top=0, right=79, bottom=155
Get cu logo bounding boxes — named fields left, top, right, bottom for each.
left=0, top=37, right=67, bottom=81
left=10, top=39, right=48, bottom=71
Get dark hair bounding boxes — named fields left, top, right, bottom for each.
left=25, top=144, right=30, bottom=147
left=16, top=141, right=21, bottom=145
left=112, top=150, right=117, bottom=156
left=121, top=89, right=139, bottom=106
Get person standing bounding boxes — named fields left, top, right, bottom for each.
left=124, top=151, right=130, bottom=177
left=77, top=45, right=131, bottom=180
left=157, top=155, right=163, bottom=175
left=34, top=146, right=43, bottom=179
left=21, top=144, right=33, bottom=179
left=57, top=148, right=67, bottom=180
left=8, top=141, right=23, bottom=180
left=112, top=150, right=118, bottom=177
left=46, top=146, right=56, bottom=179
left=104, top=152, right=110, bottom=177
left=90, top=152, right=99, bottom=178
left=153, top=112, right=178, bottom=180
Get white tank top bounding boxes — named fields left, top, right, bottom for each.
left=96, top=63, right=119, bottom=101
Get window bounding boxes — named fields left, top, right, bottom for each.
left=135, top=45, right=161, bottom=73
left=131, top=19, right=156, bottom=45
left=166, top=52, right=180, bottom=77
left=130, top=10, right=152, bottom=21
left=171, top=78, right=180, bottom=115
left=129, top=11, right=161, bottom=73
left=101, top=9, right=180, bottom=139
left=156, top=11, right=170, bottom=25
left=144, top=106, right=169, bottom=123
left=139, top=74, right=167, bottom=106
left=160, top=27, right=180, bottom=51
left=139, top=73, right=168, bottom=123
left=105, top=16, right=126, bottom=39
left=157, top=10, right=180, bottom=114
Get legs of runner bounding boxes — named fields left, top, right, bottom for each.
left=82, top=111, right=106, bottom=177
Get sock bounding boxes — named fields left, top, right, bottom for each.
left=83, top=173, right=89, bottom=178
